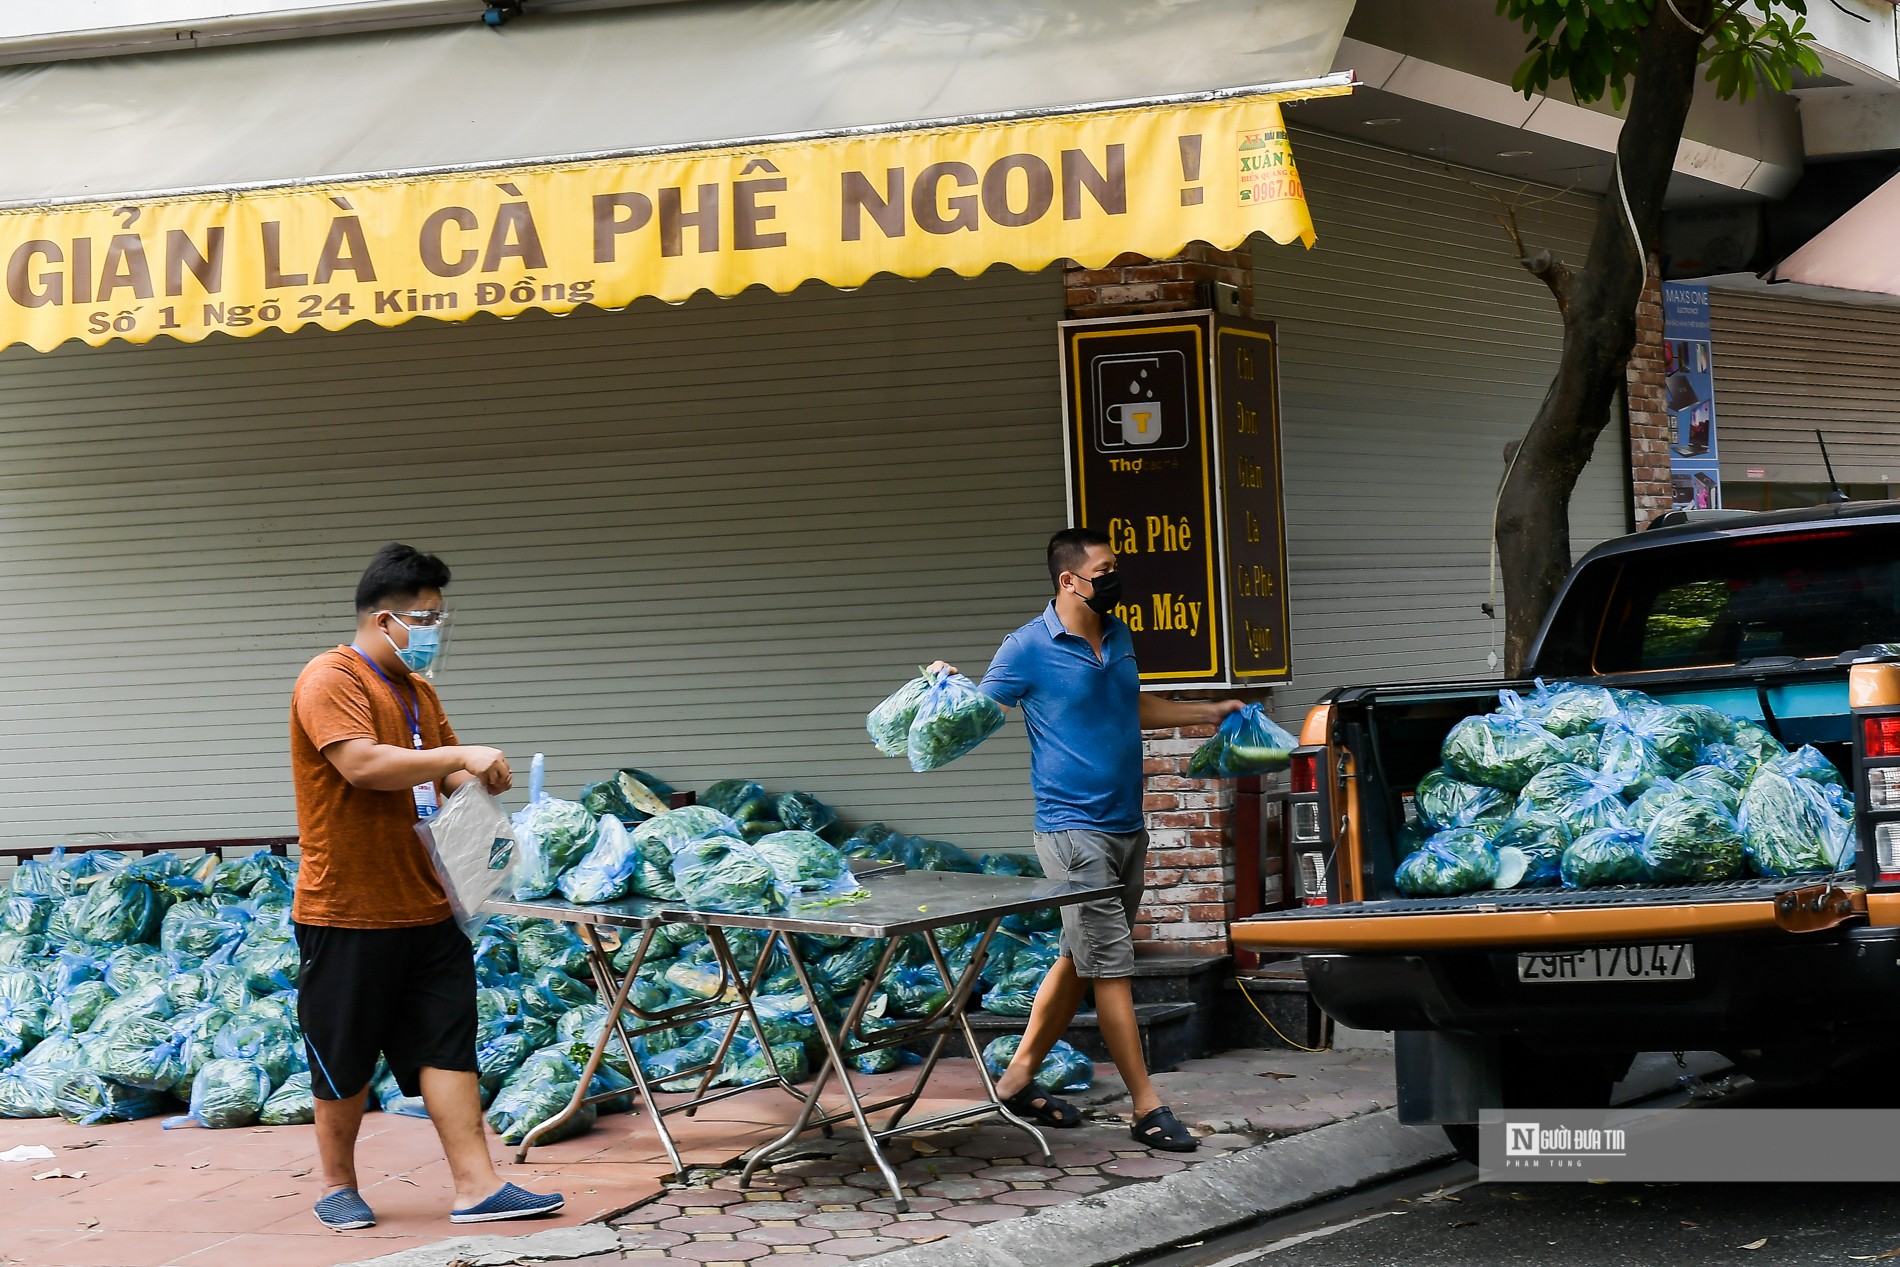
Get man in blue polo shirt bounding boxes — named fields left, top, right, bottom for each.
left=932, top=527, right=1240, bottom=1152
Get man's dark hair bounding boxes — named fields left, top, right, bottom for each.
left=355, top=543, right=451, bottom=613
left=1047, top=527, right=1112, bottom=590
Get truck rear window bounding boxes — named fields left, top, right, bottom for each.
left=1593, top=527, right=1900, bottom=671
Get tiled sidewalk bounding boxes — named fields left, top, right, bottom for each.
left=0, top=1048, right=1395, bottom=1267
left=604, top=1046, right=1396, bottom=1265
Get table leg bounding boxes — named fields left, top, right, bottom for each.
left=737, top=934, right=903, bottom=1201
left=517, top=923, right=672, bottom=1166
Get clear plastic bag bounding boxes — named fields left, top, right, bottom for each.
left=1639, top=799, right=1746, bottom=883
left=981, top=1034, right=1093, bottom=1093
left=1488, top=811, right=1568, bottom=889
left=556, top=814, right=642, bottom=906
left=907, top=671, right=1006, bottom=773
left=1441, top=715, right=1568, bottom=792
left=1516, top=763, right=1631, bottom=838
left=1186, top=704, right=1299, bottom=779
left=1413, top=769, right=1510, bottom=835
left=754, top=831, right=862, bottom=897
left=1394, top=829, right=1499, bottom=897
left=1561, top=826, right=1650, bottom=889
left=1740, top=770, right=1855, bottom=877
left=164, top=1058, right=274, bottom=1130
left=259, top=1071, right=315, bottom=1125
left=509, top=794, right=600, bottom=903
left=867, top=673, right=933, bottom=758
left=418, top=782, right=521, bottom=932
left=664, top=832, right=788, bottom=915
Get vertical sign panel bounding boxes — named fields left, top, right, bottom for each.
left=1215, top=319, right=1292, bottom=680
left=1662, top=282, right=1721, bottom=510
left=1061, top=317, right=1225, bottom=683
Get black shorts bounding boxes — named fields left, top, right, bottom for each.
left=294, top=918, right=479, bottom=1101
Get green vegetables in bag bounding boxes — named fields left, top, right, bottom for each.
left=981, top=1034, right=1093, bottom=1093
left=665, top=832, right=788, bottom=915
left=1186, top=704, right=1299, bottom=779
left=1561, top=826, right=1650, bottom=889
left=1516, top=763, right=1631, bottom=837
left=1488, top=812, right=1567, bottom=888
left=167, top=1058, right=274, bottom=1130
left=73, top=871, right=162, bottom=945
left=906, top=671, right=1006, bottom=772
left=701, top=780, right=765, bottom=816
left=1740, top=770, right=1855, bottom=877
left=868, top=672, right=933, bottom=758
left=580, top=769, right=673, bottom=823
left=755, top=831, right=859, bottom=895
left=1639, top=800, right=1746, bottom=884
left=1441, top=715, right=1568, bottom=792
left=486, top=1048, right=594, bottom=1145
left=259, top=1071, right=315, bottom=1125
left=509, top=796, right=601, bottom=901
left=1394, top=829, right=1498, bottom=897
left=54, top=1071, right=171, bottom=1125
left=1413, top=769, right=1510, bottom=834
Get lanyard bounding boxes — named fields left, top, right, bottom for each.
left=349, top=646, right=424, bottom=750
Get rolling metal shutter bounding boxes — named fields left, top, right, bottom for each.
left=1263, top=128, right=1629, bottom=711
left=1710, top=288, right=1900, bottom=486
left=0, top=270, right=1064, bottom=852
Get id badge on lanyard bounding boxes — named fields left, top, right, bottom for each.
left=411, top=728, right=440, bottom=819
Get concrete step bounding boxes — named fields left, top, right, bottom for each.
left=1216, top=965, right=1329, bottom=1052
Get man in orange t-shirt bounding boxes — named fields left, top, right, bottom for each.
left=290, top=543, right=562, bottom=1230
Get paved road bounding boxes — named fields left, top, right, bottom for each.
left=1145, top=1063, right=1900, bottom=1267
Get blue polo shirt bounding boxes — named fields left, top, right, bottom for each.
left=979, top=602, right=1144, bottom=834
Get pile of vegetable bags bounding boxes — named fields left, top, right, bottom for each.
left=0, top=849, right=315, bottom=1129
left=1394, top=680, right=1856, bottom=897
left=0, top=768, right=1088, bottom=1149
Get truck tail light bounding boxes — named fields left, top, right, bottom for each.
left=1869, top=767, right=1900, bottom=812
left=1296, top=851, right=1329, bottom=907
left=1290, top=752, right=1318, bottom=794
left=1866, top=716, right=1900, bottom=758
left=1875, top=823, right=1900, bottom=884
left=1290, top=800, right=1321, bottom=844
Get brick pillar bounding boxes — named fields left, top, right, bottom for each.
left=1063, top=244, right=1263, bottom=959
left=1628, top=256, right=1674, bottom=528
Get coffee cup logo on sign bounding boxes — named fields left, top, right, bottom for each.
left=1092, top=351, right=1191, bottom=453
left=1107, top=399, right=1165, bottom=445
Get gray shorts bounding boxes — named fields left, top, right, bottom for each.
left=1031, top=828, right=1148, bottom=980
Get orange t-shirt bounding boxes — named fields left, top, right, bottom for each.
left=289, top=646, right=460, bottom=928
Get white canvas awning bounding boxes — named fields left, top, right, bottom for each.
left=0, top=0, right=1355, bottom=206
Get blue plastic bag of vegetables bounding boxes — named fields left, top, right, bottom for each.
left=1639, top=799, right=1746, bottom=883
left=867, top=673, right=934, bottom=758
left=907, top=670, right=1006, bottom=772
left=1441, top=715, right=1568, bottom=792
left=981, top=1034, right=1093, bottom=1093
left=1186, top=704, right=1299, bottom=779
left=510, top=795, right=600, bottom=901
left=556, top=814, right=643, bottom=905
left=1394, top=828, right=1498, bottom=897
left=1561, top=826, right=1650, bottom=889
left=1516, top=763, right=1632, bottom=837
left=1739, top=770, right=1855, bottom=877
left=754, top=831, right=862, bottom=898
left=664, top=832, right=788, bottom=915
left=1413, top=769, right=1510, bottom=834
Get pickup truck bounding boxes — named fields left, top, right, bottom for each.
left=1230, top=501, right=1900, bottom=1160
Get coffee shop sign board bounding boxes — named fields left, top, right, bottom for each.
left=1059, top=311, right=1292, bottom=688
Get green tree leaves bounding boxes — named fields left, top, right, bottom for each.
left=1500, top=0, right=1820, bottom=106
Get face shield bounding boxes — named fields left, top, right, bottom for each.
left=380, top=606, right=455, bottom=681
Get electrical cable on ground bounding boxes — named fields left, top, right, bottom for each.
left=1236, top=973, right=1330, bottom=1053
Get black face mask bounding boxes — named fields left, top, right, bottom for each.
left=1076, top=570, right=1123, bottom=614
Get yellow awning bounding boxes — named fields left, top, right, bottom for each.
left=0, top=79, right=1350, bottom=352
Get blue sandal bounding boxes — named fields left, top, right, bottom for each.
left=313, top=1187, right=376, bottom=1231
left=450, top=1182, right=565, bottom=1224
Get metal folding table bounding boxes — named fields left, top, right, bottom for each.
left=488, top=867, right=1114, bottom=1209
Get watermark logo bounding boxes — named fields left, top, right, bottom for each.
left=1496, top=1121, right=1627, bottom=1170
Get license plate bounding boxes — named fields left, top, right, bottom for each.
left=1516, top=943, right=1695, bottom=983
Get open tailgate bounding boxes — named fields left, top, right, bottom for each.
left=1232, top=874, right=1870, bottom=952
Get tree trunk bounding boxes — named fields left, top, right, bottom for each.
left=1496, top=1, right=1711, bottom=674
